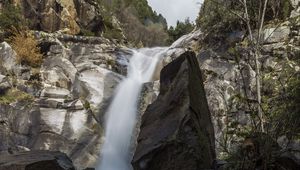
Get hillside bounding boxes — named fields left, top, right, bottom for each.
left=0, top=0, right=299, bottom=170
left=0, top=0, right=168, bottom=46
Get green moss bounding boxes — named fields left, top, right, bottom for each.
left=282, top=0, right=292, bottom=19
left=0, top=88, right=34, bottom=104
left=83, top=100, right=91, bottom=109
left=103, top=28, right=123, bottom=40
left=107, top=59, right=116, bottom=66
left=80, top=28, right=95, bottom=37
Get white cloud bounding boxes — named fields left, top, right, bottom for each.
left=148, top=0, right=203, bottom=27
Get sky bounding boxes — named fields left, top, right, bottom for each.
left=148, top=0, right=203, bottom=27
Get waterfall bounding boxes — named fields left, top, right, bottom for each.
left=98, top=47, right=166, bottom=170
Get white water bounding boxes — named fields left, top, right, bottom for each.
left=98, top=47, right=166, bottom=170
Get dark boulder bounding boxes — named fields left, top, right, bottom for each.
left=132, top=51, right=215, bottom=170
left=0, top=150, right=75, bottom=170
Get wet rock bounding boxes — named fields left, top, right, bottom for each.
left=83, top=168, right=95, bottom=170
left=73, top=66, right=121, bottom=120
left=0, top=150, right=75, bottom=170
left=133, top=51, right=215, bottom=170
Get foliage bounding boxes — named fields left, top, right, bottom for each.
left=8, top=28, right=43, bottom=67
left=80, top=28, right=96, bottom=37
left=83, top=100, right=91, bottom=109
left=196, top=0, right=298, bottom=169
left=196, top=0, right=242, bottom=34
left=167, top=18, right=195, bottom=44
left=117, top=7, right=168, bottom=46
left=0, top=2, right=26, bottom=31
left=0, top=88, right=34, bottom=104
left=102, top=15, right=124, bottom=40
left=263, top=58, right=300, bottom=139
left=215, top=41, right=300, bottom=169
left=106, top=0, right=168, bottom=28
left=224, top=133, right=281, bottom=170
left=196, top=0, right=292, bottom=34
left=95, top=0, right=169, bottom=46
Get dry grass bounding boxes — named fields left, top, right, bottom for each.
left=8, top=28, right=42, bottom=67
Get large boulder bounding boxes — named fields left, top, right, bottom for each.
left=0, top=150, right=75, bottom=170
left=133, top=51, right=215, bottom=170
left=197, top=49, right=256, bottom=154
left=262, top=26, right=290, bottom=44
left=0, top=101, right=38, bottom=153
left=0, top=42, right=20, bottom=75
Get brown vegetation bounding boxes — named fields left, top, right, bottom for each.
left=8, top=28, right=43, bottom=67
left=118, top=7, right=168, bottom=47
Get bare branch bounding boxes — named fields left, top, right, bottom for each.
left=243, top=0, right=254, bottom=42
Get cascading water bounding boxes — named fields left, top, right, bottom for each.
left=98, top=47, right=166, bottom=170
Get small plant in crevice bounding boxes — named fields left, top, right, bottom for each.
left=80, top=28, right=96, bottom=37
left=0, top=88, right=34, bottom=104
left=83, top=100, right=91, bottom=110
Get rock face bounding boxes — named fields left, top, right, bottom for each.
left=6, top=0, right=112, bottom=35
left=16, top=0, right=80, bottom=34
left=0, top=33, right=129, bottom=169
left=133, top=51, right=215, bottom=170
left=0, top=150, right=75, bottom=170
left=197, top=48, right=257, bottom=154
left=191, top=13, right=300, bottom=156
left=262, top=26, right=290, bottom=43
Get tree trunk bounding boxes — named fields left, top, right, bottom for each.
left=255, top=0, right=268, bottom=132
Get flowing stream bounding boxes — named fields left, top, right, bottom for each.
left=98, top=48, right=166, bottom=170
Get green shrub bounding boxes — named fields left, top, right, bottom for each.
left=196, top=0, right=292, bottom=34
left=0, top=3, right=25, bottom=30
left=268, top=65, right=300, bottom=138
left=83, top=100, right=91, bottom=109
left=103, top=27, right=123, bottom=40
left=0, top=88, right=34, bottom=104
left=167, top=18, right=195, bottom=44
left=96, top=0, right=169, bottom=46
left=196, top=0, right=242, bottom=34
left=80, top=28, right=96, bottom=37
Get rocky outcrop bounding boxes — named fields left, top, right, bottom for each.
left=4, top=0, right=119, bottom=35
left=133, top=51, right=215, bottom=170
left=0, top=33, right=130, bottom=169
left=197, top=48, right=257, bottom=155
left=188, top=9, right=300, bottom=157
left=0, top=42, right=23, bottom=75
left=15, top=0, right=80, bottom=34
left=0, top=150, right=75, bottom=170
